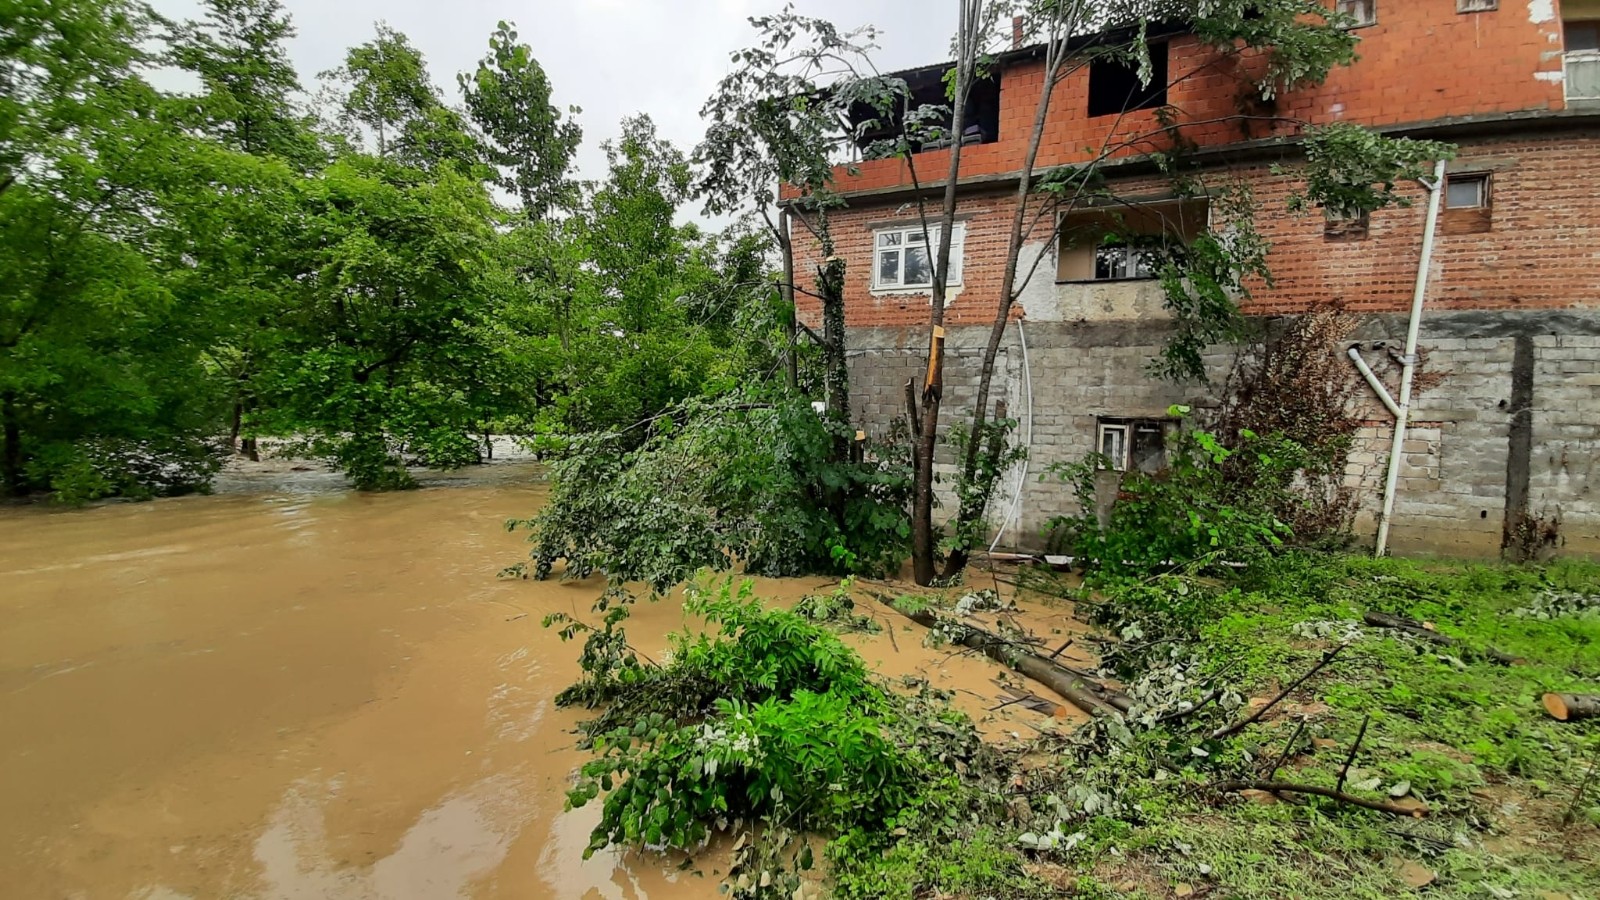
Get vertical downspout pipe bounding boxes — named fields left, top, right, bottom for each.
left=988, top=318, right=1033, bottom=552
left=1375, top=159, right=1448, bottom=557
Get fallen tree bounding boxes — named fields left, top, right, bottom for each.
left=1363, top=611, right=1523, bottom=666
left=868, top=589, right=1129, bottom=717
left=1543, top=692, right=1600, bottom=722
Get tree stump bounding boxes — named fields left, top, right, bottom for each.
left=1542, top=693, right=1600, bottom=721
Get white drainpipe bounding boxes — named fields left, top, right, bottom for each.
left=988, top=317, right=1034, bottom=552
left=1374, top=159, right=1448, bottom=557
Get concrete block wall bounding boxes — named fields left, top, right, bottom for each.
left=846, top=311, right=1600, bottom=558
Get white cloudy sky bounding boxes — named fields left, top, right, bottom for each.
left=151, top=0, right=957, bottom=199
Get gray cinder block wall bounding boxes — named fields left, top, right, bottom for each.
left=845, top=310, right=1600, bottom=558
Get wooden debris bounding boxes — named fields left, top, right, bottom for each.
left=1211, top=646, right=1344, bottom=740
left=869, top=590, right=1130, bottom=718
left=1363, top=611, right=1523, bottom=666
left=1543, top=692, right=1600, bottom=721
left=1215, top=779, right=1428, bottom=817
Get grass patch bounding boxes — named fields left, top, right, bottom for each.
left=551, top=554, right=1600, bottom=898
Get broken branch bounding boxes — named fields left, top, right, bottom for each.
left=1363, top=611, right=1522, bottom=666
left=1267, top=717, right=1309, bottom=781
left=1215, top=780, right=1427, bottom=818
left=1211, top=645, right=1345, bottom=740
left=1336, top=713, right=1371, bottom=793
left=869, top=590, right=1127, bottom=718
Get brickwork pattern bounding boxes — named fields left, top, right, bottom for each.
left=793, top=134, right=1600, bottom=333
left=787, top=1, right=1568, bottom=198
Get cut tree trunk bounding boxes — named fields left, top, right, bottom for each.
left=1543, top=693, right=1600, bottom=721
left=870, top=590, right=1128, bottom=717
left=1362, top=611, right=1522, bottom=666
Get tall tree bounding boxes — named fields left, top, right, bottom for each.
left=460, top=21, right=582, bottom=221
left=0, top=0, right=256, bottom=499
left=259, top=157, right=505, bottom=489
left=166, top=0, right=319, bottom=166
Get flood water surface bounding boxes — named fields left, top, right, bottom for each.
left=1, top=461, right=1076, bottom=899
left=0, top=462, right=744, bottom=900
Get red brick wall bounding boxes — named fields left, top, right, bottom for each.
left=790, top=1, right=1567, bottom=198
left=793, top=132, right=1600, bottom=328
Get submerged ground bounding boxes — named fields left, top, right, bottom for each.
left=0, top=461, right=1061, bottom=898
left=2, top=461, right=1597, bottom=899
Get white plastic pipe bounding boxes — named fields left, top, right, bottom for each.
left=989, top=318, right=1034, bottom=552
left=1375, top=159, right=1448, bottom=557
left=1347, top=346, right=1402, bottom=418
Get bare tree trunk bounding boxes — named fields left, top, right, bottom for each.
left=780, top=210, right=799, bottom=391
left=909, top=0, right=984, bottom=586
left=943, top=8, right=1079, bottom=579
left=2, top=391, right=22, bottom=498
left=819, top=255, right=851, bottom=461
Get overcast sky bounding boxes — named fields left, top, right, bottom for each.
left=150, top=0, right=957, bottom=218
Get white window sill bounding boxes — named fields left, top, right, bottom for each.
left=870, top=284, right=963, bottom=297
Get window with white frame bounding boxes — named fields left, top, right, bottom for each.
left=872, top=224, right=964, bottom=291
left=1336, top=0, right=1376, bottom=28
left=1096, top=417, right=1171, bottom=472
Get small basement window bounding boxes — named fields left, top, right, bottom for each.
left=872, top=224, right=964, bottom=291
left=1087, top=42, right=1169, bottom=118
left=1446, top=174, right=1489, bottom=208
left=1057, top=197, right=1208, bottom=282
left=1457, top=0, right=1496, bottom=11
left=1337, top=0, right=1376, bottom=28
left=1097, top=418, right=1171, bottom=473
left=1441, top=172, right=1493, bottom=235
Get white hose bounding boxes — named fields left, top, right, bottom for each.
left=988, top=317, right=1034, bottom=552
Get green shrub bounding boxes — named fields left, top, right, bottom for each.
left=512, top=392, right=912, bottom=592
left=1046, top=418, right=1295, bottom=578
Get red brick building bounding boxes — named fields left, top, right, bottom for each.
left=787, top=0, right=1600, bottom=557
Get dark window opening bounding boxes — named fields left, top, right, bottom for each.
left=1087, top=42, right=1169, bottom=118
left=1324, top=208, right=1370, bottom=242
left=847, top=65, right=1001, bottom=156
left=1057, top=197, right=1208, bottom=282
left=1565, top=21, right=1600, bottom=53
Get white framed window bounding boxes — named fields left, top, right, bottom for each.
left=1097, top=422, right=1130, bottom=470
left=1093, top=239, right=1162, bottom=281
left=872, top=223, right=964, bottom=291
left=1336, top=0, right=1376, bottom=28
left=1456, top=0, right=1496, bottom=12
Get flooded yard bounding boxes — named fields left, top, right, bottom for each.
left=0, top=462, right=1070, bottom=899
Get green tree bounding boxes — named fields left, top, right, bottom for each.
left=320, top=22, right=481, bottom=174
left=0, top=0, right=256, bottom=499
left=460, top=21, right=582, bottom=221
left=166, top=0, right=321, bottom=166
left=258, top=157, right=505, bottom=489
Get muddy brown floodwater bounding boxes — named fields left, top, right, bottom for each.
left=0, top=460, right=1081, bottom=900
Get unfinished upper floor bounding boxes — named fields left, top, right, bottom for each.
left=788, top=0, right=1600, bottom=200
